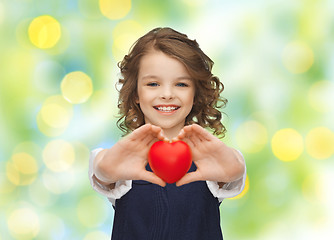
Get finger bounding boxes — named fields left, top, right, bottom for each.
left=192, top=124, right=214, bottom=141
left=172, top=136, right=179, bottom=142
left=189, top=134, right=202, bottom=147
left=173, top=129, right=185, bottom=142
left=185, top=126, right=211, bottom=144
left=175, top=125, right=194, bottom=142
left=130, top=124, right=152, bottom=142
left=174, top=125, right=193, bottom=141
left=176, top=171, right=203, bottom=186
left=145, top=126, right=168, bottom=145
left=142, top=132, right=160, bottom=146
left=140, top=125, right=164, bottom=145
left=147, top=137, right=160, bottom=148
left=182, top=125, right=193, bottom=135
left=158, top=131, right=169, bottom=142
left=140, top=171, right=166, bottom=187
left=188, top=125, right=207, bottom=141
left=176, top=125, right=203, bottom=146
left=151, top=126, right=168, bottom=142
left=181, top=137, right=195, bottom=149
left=150, top=124, right=162, bottom=136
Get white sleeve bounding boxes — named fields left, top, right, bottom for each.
left=206, top=150, right=247, bottom=202
left=88, top=148, right=132, bottom=206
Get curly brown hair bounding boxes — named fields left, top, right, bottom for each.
left=116, top=27, right=227, bottom=137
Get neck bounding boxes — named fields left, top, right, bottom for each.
left=161, top=123, right=185, bottom=140
left=162, top=128, right=179, bottom=141
left=143, top=119, right=185, bottom=141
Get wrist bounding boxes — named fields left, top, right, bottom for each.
left=93, top=174, right=116, bottom=188
left=93, top=149, right=119, bottom=184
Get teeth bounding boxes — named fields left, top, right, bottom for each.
left=156, top=106, right=178, bottom=112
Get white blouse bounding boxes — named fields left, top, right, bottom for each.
left=89, top=148, right=246, bottom=206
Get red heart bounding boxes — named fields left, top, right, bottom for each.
left=148, top=141, right=192, bottom=184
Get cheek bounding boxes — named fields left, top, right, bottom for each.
left=190, top=86, right=196, bottom=102
left=189, top=90, right=196, bottom=105
left=184, top=92, right=195, bottom=112
left=136, top=87, right=144, bottom=104
left=188, top=95, right=194, bottom=106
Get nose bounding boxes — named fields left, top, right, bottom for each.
left=160, top=85, right=175, bottom=100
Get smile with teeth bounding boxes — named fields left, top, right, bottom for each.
left=154, top=106, right=180, bottom=112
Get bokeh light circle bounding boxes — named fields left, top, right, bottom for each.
left=235, top=120, right=268, bottom=153
left=28, top=15, right=61, bottom=49
left=61, top=71, right=93, bottom=104
left=77, top=195, right=109, bottom=227
left=271, top=128, right=304, bottom=161
left=306, top=127, right=334, bottom=160
left=12, top=153, right=38, bottom=174
left=6, top=161, right=20, bottom=186
left=99, top=0, right=131, bottom=20
left=73, top=141, right=91, bottom=170
left=42, top=170, right=75, bottom=194
left=13, top=141, right=41, bottom=158
left=42, top=140, right=75, bottom=172
left=36, top=112, right=66, bottom=137
left=8, top=208, right=40, bottom=239
left=0, top=169, right=16, bottom=194
left=231, top=174, right=250, bottom=200
left=29, top=179, right=57, bottom=207
left=37, top=95, right=73, bottom=136
left=112, top=20, right=144, bottom=60
left=41, top=103, right=70, bottom=128
left=6, top=153, right=38, bottom=186
left=282, top=41, right=314, bottom=74
left=308, top=80, right=334, bottom=113
left=302, top=173, right=326, bottom=204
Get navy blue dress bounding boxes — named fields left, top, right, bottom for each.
left=111, top=163, right=223, bottom=240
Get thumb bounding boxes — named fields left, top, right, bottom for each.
left=140, top=171, right=166, bottom=187
left=176, top=171, right=202, bottom=187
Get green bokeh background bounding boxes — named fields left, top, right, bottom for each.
left=1, top=0, right=334, bottom=239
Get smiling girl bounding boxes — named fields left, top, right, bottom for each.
left=89, top=27, right=246, bottom=240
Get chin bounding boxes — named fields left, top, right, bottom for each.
left=160, top=122, right=183, bottom=130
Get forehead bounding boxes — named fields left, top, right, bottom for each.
left=138, top=50, right=191, bottom=78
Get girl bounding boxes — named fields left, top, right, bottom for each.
left=89, top=27, right=246, bottom=240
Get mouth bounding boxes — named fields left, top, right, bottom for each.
left=153, top=105, right=180, bottom=113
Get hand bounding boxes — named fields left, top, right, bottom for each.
left=174, top=124, right=245, bottom=186
left=94, top=124, right=168, bottom=187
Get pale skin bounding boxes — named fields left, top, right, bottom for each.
left=94, top=124, right=245, bottom=188
left=93, top=124, right=167, bottom=188
left=174, top=124, right=245, bottom=187
left=93, top=50, right=245, bottom=189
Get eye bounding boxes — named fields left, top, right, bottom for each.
left=147, top=82, right=159, bottom=87
left=176, top=82, right=189, bottom=87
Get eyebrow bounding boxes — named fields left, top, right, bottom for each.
left=140, top=75, right=193, bottom=81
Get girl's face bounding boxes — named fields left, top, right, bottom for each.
left=137, top=50, right=195, bottom=139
